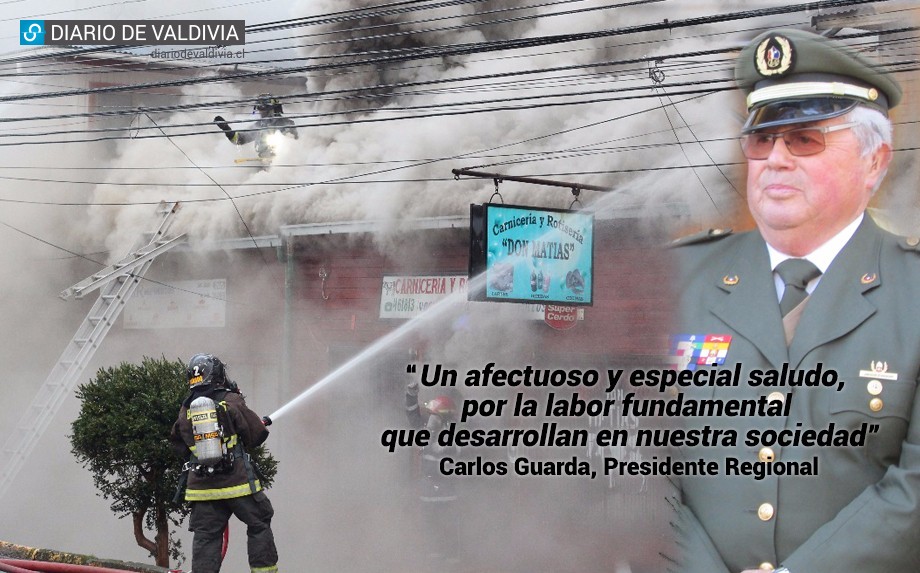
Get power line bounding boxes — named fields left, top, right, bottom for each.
left=0, top=132, right=742, bottom=186
left=5, top=16, right=907, bottom=120
left=0, top=0, right=890, bottom=105
left=653, top=86, right=725, bottom=217
left=0, top=85, right=735, bottom=147
left=0, top=45, right=744, bottom=125
left=0, top=216, right=239, bottom=303
left=4, top=2, right=912, bottom=100
left=0, top=91, right=720, bottom=209
left=245, top=0, right=493, bottom=33
left=144, top=113, right=285, bottom=290
left=0, top=75, right=736, bottom=140
left=241, top=0, right=665, bottom=53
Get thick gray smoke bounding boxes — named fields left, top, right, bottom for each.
left=82, top=0, right=768, bottom=250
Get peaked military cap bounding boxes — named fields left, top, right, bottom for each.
left=735, top=28, right=902, bottom=133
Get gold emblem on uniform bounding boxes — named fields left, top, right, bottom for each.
left=859, top=360, right=898, bottom=381
left=869, top=397, right=883, bottom=412
left=755, top=35, right=794, bottom=77
left=723, top=275, right=740, bottom=286
left=860, top=272, right=877, bottom=284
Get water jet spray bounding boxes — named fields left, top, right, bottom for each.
left=262, top=197, right=603, bottom=424
left=264, top=272, right=487, bottom=424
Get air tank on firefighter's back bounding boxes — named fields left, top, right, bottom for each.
left=190, top=396, right=225, bottom=466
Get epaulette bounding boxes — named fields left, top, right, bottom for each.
left=898, top=236, right=920, bottom=253
left=667, top=228, right=733, bottom=248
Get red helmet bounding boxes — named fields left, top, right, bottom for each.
left=426, top=396, right=456, bottom=415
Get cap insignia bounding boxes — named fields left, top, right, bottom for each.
left=755, top=35, right=794, bottom=77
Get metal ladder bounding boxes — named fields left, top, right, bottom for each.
left=0, top=201, right=186, bottom=501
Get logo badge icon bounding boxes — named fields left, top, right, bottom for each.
left=20, top=20, right=45, bottom=45
left=754, top=35, right=794, bottom=77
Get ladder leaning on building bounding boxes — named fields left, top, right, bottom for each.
left=0, top=201, right=186, bottom=501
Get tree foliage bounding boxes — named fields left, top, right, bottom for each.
left=70, top=356, right=277, bottom=568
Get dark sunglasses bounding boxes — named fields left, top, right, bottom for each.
left=740, top=122, right=858, bottom=160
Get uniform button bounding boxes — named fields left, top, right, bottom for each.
left=758, top=447, right=775, bottom=463
left=767, top=392, right=785, bottom=404
left=907, top=236, right=920, bottom=247
left=758, top=503, right=775, bottom=521
left=867, top=380, right=883, bottom=396
left=759, top=563, right=774, bottom=571
left=869, top=398, right=883, bottom=412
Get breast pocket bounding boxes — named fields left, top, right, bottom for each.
left=829, top=380, right=915, bottom=420
left=828, top=380, right=915, bottom=453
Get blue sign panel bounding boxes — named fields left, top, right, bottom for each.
left=481, top=204, right=593, bottom=306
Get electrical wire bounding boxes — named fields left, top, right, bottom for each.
left=0, top=0, right=571, bottom=68
left=0, top=0, right=915, bottom=333
left=653, top=85, right=725, bottom=217
left=0, top=216, right=238, bottom=303
left=0, top=45, right=746, bottom=125
left=0, top=0, right=890, bottom=105
left=2, top=21, right=911, bottom=114
left=0, top=0, right=904, bottom=115
left=0, top=91, right=721, bottom=208
left=0, top=29, right=911, bottom=148
left=0, top=85, right=736, bottom=147
left=239, top=0, right=666, bottom=53
left=0, top=76, right=738, bottom=142
left=144, top=113, right=284, bottom=289
left=0, top=2, right=912, bottom=206
left=659, top=89, right=742, bottom=199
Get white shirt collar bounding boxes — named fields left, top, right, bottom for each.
left=766, top=213, right=863, bottom=297
left=767, top=213, right=863, bottom=273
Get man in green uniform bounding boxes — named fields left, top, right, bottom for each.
left=672, top=28, right=920, bottom=573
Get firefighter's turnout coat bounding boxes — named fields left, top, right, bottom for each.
left=170, top=388, right=269, bottom=501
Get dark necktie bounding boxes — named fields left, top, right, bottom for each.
left=776, top=258, right=822, bottom=317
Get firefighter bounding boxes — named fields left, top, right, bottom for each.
left=213, top=94, right=298, bottom=159
left=406, top=376, right=462, bottom=566
left=169, top=353, right=279, bottom=573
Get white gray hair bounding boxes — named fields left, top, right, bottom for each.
left=846, top=105, right=892, bottom=193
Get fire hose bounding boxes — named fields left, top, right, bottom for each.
left=0, top=524, right=229, bottom=573
left=0, top=561, right=36, bottom=573
left=0, top=561, right=143, bottom=573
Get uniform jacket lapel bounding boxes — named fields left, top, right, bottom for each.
left=707, top=232, right=789, bottom=370
left=788, top=217, right=882, bottom=366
